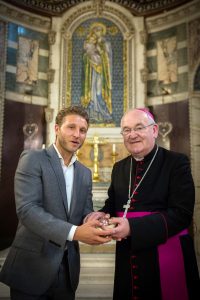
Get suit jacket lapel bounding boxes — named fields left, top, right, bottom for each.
left=46, top=145, right=68, bottom=216
left=69, top=161, right=80, bottom=217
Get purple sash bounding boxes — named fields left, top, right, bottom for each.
left=116, top=211, right=189, bottom=300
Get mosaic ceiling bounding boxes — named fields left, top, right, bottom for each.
left=4, top=0, right=192, bottom=17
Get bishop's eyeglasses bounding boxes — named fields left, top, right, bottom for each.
left=121, top=123, right=155, bottom=136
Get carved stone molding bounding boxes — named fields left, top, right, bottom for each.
left=92, top=0, right=105, bottom=17
left=61, top=4, right=93, bottom=35
left=48, top=30, right=56, bottom=45
left=140, top=65, right=148, bottom=83
left=3, top=0, right=192, bottom=17
left=44, top=107, right=54, bottom=147
left=61, top=3, right=135, bottom=38
left=146, top=1, right=200, bottom=31
left=47, top=69, right=55, bottom=83
left=0, top=0, right=51, bottom=31
left=103, top=4, right=135, bottom=37
left=139, top=30, right=147, bottom=45
left=45, top=107, right=54, bottom=123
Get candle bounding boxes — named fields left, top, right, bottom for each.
left=112, top=143, right=116, bottom=154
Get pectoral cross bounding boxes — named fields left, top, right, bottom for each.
left=123, top=203, right=130, bottom=210
left=123, top=201, right=131, bottom=218
left=123, top=199, right=131, bottom=218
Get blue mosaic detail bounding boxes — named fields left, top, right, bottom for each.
left=70, top=18, right=124, bottom=126
left=7, top=47, right=17, bottom=66
left=8, top=23, right=18, bottom=42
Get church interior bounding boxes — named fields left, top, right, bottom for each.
left=0, top=0, right=200, bottom=299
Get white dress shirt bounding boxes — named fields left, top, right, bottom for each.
left=53, top=144, right=77, bottom=241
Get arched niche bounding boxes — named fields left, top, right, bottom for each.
left=49, top=0, right=146, bottom=142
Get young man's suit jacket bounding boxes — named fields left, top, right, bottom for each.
left=0, top=145, right=93, bottom=295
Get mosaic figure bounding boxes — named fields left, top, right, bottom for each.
left=81, top=22, right=113, bottom=123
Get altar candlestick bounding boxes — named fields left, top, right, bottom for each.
left=111, top=143, right=118, bottom=165
left=112, top=143, right=116, bottom=154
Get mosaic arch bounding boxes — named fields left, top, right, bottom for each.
left=59, top=2, right=144, bottom=127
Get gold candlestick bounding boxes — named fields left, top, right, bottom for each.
left=87, top=135, right=107, bottom=182
left=111, top=143, right=118, bottom=165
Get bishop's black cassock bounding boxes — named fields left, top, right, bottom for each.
left=101, top=145, right=200, bottom=300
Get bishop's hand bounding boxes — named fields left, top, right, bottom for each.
left=108, top=217, right=131, bottom=241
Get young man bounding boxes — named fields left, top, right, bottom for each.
left=0, top=105, right=113, bottom=300
left=87, top=108, right=200, bottom=300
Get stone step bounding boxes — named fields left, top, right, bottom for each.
left=76, top=252, right=115, bottom=299
left=80, top=268, right=114, bottom=276
left=80, top=254, right=115, bottom=267
left=79, top=267, right=114, bottom=284
left=79, top=277, right=114, bottom=285
left=76, top=283, right=113, bottom=298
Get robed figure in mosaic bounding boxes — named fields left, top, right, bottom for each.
left=81, top=22, right=113, bottom=124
